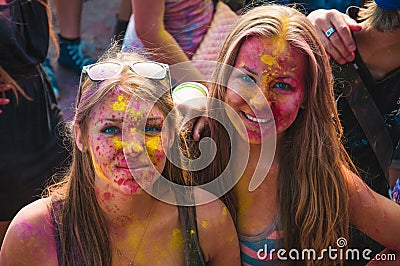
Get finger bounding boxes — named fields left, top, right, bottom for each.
left=193, top=116, right=207, bottom=141
left=0, top=98, right=10, bottom=105
left=329, top=13, right=359, bottom=61
left=308, top=12, right=347, bottom=64
left=0, top=84, right=12, bottom=92
left=317, top=27, right=347, bottom=64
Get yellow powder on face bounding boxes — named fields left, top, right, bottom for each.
left=168, top=228, right=184, bottom=250
left=112, top=136, right=143, bottom=153
left=111, top=137, right=123, bottom=149
left=260, top=54, right=277, bottom=66
left=145, top=136, right=162, bottom=160
left=129, top=141, right=143, bottom=153
left=260, top=16, right=289, bottom=72
left=89, top=146, right=110, bottom=183
left=112, top=94, right=128, bottom=111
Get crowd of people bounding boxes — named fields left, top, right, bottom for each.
left=1, top=0, right=399, bottom=265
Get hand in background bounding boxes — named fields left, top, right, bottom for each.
left=0, top=84, right=11, bottom=115
left=308, top=9, right=362, bottom=64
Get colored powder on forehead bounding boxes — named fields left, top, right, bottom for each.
left=168, top=228, right=184, bottom=250
left=128, top=109, right=143, bottom=122
left=112, top=94, right=128, bottom=111
left=261, top=54, right=277, bottom=66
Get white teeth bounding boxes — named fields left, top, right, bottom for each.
left=243, top=112, right=273, bottom=123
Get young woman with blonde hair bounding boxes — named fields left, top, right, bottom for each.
left=201, top=4, right=400, bottom=265
left=0, top=50, right=240, bottom=265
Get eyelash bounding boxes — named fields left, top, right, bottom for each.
left=101, top=126, right=121, bottom=135
left=145, top=125, right=162, bottom=134
left=273, top=82, right=292, bottom=90
left=241, top=74, right=256, bottom=83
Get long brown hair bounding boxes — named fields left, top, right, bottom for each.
left=208, top=5, right=356, bottom=264
left=0, top=67, right=32, bottom=103
left=45, top=49, right=191, bottom=265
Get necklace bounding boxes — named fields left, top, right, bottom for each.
left=115, top=201, right=155, bottom=266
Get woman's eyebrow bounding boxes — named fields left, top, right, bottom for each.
left=103, top=118, right=124, bottom=122
left=146, top=116, right=164, bottom=123
left=242, top=66, right=258, bottom=76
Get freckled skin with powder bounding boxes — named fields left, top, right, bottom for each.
left=86, top=89, right=167, bottom=196
left=226, top=37, right=306, bottom=144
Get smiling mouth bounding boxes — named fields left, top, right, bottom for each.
left=241, top=111, right=274, bottom=124
left=117, top=165, right=150, bottom=171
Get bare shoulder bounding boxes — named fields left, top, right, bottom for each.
left=0, top=197, right=58, bottom=266
left=342, top=167, right=400, bottom=252
left=193, top=188, right=230, bottom=224
left=193, top=189, right=240, bottom=266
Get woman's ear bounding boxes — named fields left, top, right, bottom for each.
left=74, top=124, right=85, bottom=152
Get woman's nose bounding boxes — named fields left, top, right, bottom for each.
left=249, top=87, right=271, bottom=109
left=123, top=132, right=145, bottom=155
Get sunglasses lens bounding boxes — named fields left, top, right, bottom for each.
left=132, top=62, right=167, bottom=80
left=87, top=62, right=121, bottom=80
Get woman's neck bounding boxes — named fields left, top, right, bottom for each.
left=233, top=141, right=279, bottom=235
left=355, top=24, right=400, bottom=80
left=95, top=182, right=157, bottom=229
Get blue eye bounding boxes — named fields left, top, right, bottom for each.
left=242, top=75, right=255, bottom=83
left=145, top=125, right=161, bottom=134
left=102, top=126, right=121, bottom=134
left=274, top=82, right=291, bottom=90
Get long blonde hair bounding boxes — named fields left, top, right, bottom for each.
left=45, top=49, right=191, bottom=265
left=208, top=5, right=355, bottom=264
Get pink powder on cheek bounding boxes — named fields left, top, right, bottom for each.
left=271, top=100, right=301, bottom=131
left=115, top=178, right=124, bottom=185
left=150, top=149, right=166, bottom=166
left=103, top=192, right=112, bottom=200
